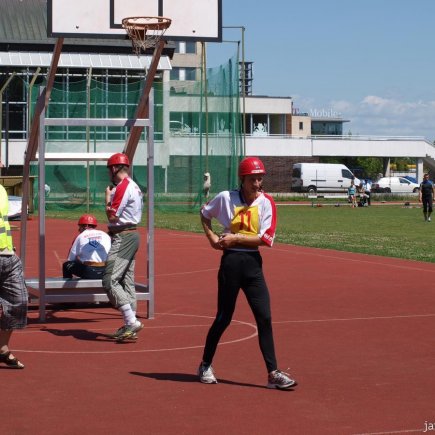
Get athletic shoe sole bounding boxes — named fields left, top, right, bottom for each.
left=199, top=379, right=218, bottom=384
left=267, top=380, right=298, bottom=390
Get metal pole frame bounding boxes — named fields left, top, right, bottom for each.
left=34, top=116, right=153, bottom=321
left=147, top=89, right=155, bottom=318
left=124, top=39, right=165, bottom=161
left=38, top=102, right=47, bottom=321
left=20, top=38, right=64, bottom=267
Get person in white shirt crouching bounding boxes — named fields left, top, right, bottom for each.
left=63, top=214, right=111, bottom=279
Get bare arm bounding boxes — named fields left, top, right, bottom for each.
left=200, top=212, right=266, bottom=251
left=105, top=185, right=119, bottom=223
left=217, top=232, right=265, bottom=249
left=200, top=213, right=222, bottom=250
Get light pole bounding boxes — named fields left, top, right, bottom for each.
left=221, top=39, right=241, bottom=187
left=223, top=26, right=246, bottom=156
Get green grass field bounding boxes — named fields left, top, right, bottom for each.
left=150, top=202, right=432, bottom=262
left=274, top=204, right=432, bottom=262
left=45, top=202, right=433, bottom=263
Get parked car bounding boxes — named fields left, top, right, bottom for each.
left=402, top=175, right=417, bottom=184
left=372, top=177, right=419, bottom=193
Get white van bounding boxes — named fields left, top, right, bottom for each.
left=291, top=163, right=360, bottom=193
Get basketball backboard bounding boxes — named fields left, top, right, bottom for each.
left=47, top=0, right=222, bottom=41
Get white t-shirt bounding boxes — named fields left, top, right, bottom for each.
left=67, top=229, right=112, bottom=262
left=107, top=177, right=143, bottom=229
left=201, top=189, right=277, bottom=250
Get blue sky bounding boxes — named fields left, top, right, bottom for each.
left=206, top=0, right=435, bottom=140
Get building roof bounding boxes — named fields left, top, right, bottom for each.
left=0, top=0, right=174, bottom=56
left=0, top=51, right=172, bottom=70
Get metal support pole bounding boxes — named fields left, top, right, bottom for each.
left=38, top=103, right=47, bottom=322
left=124, top=40, right=165, bottom=161
left=86, top=67, right=93, bottom=212
left=5, top=89, right=9, bottom=168
left=241, top=26, right=247, bottom=156
left=27, top=67, right=41, bottom=137
left=223, top=26, right=247, bottom=156
left=203, top=43, right=209, bottom=173
left=20, top=38, right=63, bottom=268
left=147, top=89, right=155, bottom=319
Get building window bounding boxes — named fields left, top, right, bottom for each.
left=185, top=42, right=196, bottom=53
left=170, top=67, right=197, bottom=81
left=299, top=121, right=303, bottom=130
left=170, top=67, right=180, bottom=80
left=185, top=67, right=196, bottom=81
left=174, top=41, right=197, bottom=54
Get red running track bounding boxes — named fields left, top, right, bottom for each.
left=2, top=218, right=435, bottom=434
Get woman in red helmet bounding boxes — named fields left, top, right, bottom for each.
left=62, top=214, right=111, bottom=279
left=103, top=153, right=144, bottom=342
left=197, top=157, right=297, bottom=390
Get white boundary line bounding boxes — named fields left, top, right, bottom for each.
left=272, top=245, right=435, bottom=273
left=150, top=230, right=435, bottom=273
left=15, top=313, right=258, bottom=354
left=156, top=267, right=218, bottom=277
left=274, top=313, right=435, bottom=324
left=17, top=311, right=435, bottom=353
left=352, top=429, right=422, bottom=434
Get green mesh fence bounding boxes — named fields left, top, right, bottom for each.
left=30, top=54, right=243, bottom=217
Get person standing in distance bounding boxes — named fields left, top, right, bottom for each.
left=63, top=214, right=111, bottom=279
left=364, top=178, right=372, bottom=206
left=0, top=184, right=27, bottom=368
left=197, top=157, right=297, bottom=390
left=419, top=173, right=435, bottom=222
left=103, top=153, right=144, bottom=341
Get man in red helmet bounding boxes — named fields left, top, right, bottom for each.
left=103, top=153, right=144, bottom=342
left=63, top=214, right=111, bottom=279
left=197, top=156, right=297, bottom=390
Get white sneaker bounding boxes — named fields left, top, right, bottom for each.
left=267, top=370, right=297, bottom=390
left=429, top=217, right=432, bottom=222
left=197, top=363, right=217, bottom=384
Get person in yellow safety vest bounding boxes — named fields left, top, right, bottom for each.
left=0, top=184, right=27, bottom=369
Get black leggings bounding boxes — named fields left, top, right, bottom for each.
left=202, top=250, right=278, bottom=373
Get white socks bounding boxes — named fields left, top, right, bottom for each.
left=119, top=304, right=137, bottom=326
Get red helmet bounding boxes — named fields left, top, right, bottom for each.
left=78, top=214, right=98, bottom=227
left=238, top=157, right=266, bottom=177
left=107, top=153, right=130, bottom=167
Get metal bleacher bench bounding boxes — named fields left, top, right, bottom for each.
left=26, top=277, right=150, bottom=305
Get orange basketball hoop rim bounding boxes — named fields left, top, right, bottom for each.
left=122, top=16, right=172, bottom=55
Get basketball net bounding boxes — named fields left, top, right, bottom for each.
left=122, top=17, right=172, bottom=55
